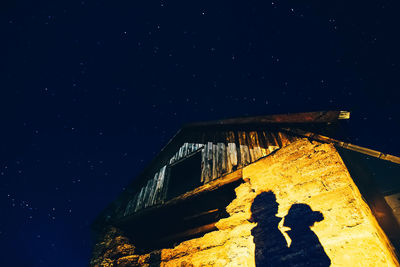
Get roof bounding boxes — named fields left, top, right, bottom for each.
left=91, top=110, right=400, bottom=231
left=134, top=110, right=349, bottom=188
left=91, top=111, right=349, bottom=228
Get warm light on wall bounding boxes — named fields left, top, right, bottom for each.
left=91, top=139, right=399, bottom=267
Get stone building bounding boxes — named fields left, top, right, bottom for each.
left=90, top=111, right=400, bottom=266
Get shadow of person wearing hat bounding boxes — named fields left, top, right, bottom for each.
left=251, top=192, right=331, bottom=266
left=250, top=191, right=291, bottom=266
left=283, top=203, right=331, bottom=266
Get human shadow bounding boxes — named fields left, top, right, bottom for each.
left=251, top=192, right=331, bottom=266
left=250, top=191, right=291, bottom=266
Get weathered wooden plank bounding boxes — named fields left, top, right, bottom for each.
left=180, top=145, right=184, bottom=158
left=217, top=142, right=225, bottom=178
left=202, top=142, right=212, bottom=183
left=225, top=134, right=232, bottom=173
left=181, top=144, right=185, bottom=158
left=215, top=142, right=221, bottom=178
left=152, top=169, right=163, bottom=206
left=147, top=179, right=156, bottom=208
left=260, top=131, right=269, bottom=151
left=158, top=167, right=166, bottom=203
left=212, top=143, right=217, bottom=180
left=230, top=144, right=238, bottom=166
left=147, top=172, right=158, bottom=207
left=124, top=198, right=134, bottom=216
left=201, top=147, right=207, bottom=183
left=205, top=143, right=212, bottom=183
left=135, top=189, right=142, bottom=212
left=151, top=175, right=158, bottom=205
left=152, top=172, right=161, bottom=205
left=183, top=142, right=189, bottom=157
left=181, top=143, right=186, bottom=158
left=191, top=143, right=195, bottom=152
left=238, top=131, right=250, bottom=166
left=142, top=179, right=153, bottom=208
left=182, top=144, right=186, bottom=158
left=271, top=132, right=283, bottom=148
left=257, top=131, right=268, bottom=157
left=158, top=166, right=168, bottom=203
left=207, top=142, right=213, bottom=161
left=246, top=131, right=256, bottom=162
left=226, top=145, right=233, bottom=173
left=226, top=131, right=237, bottom=171
left=249, top=131, right=262, bottom=161
left=219, top=142, right=224, bottom=178
left=146, top=178, right=155, bottom=207
left=264, top=131, right=280, bottom=153
left=134, top=187, right=145, bottom=212
left=254, top=131, right=265, bottom=158
left=132, top=193, right=140, bottom=214
left=130, top=193, right=139, bottom=215
left=189, top=143, right=194, bottom=154
left=277, top=131, right=291, bottom=147
left=247, top=131, right=260, bottom=162
left=220, top=142, right=227, bottom=175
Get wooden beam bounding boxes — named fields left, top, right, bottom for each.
left=166, top=169, right=243, bottom=206
left=183, top=209, right=219, bottom=221
left=184, top=111, right=349, bottom=129
left=156, top=222, right=217, bottom=246
left=115, top=169, right=243, bottom=225
left=283, top=128, right=400, bottom=165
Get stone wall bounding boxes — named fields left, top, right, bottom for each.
left=91, top=139, right=399, bottom=266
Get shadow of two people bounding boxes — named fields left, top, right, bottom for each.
left=251, top=191, right=331, bottom=266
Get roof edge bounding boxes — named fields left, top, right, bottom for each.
left=183, top=110, right=350, bottom=129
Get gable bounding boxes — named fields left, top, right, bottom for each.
left=91, top=111, right=351, bottom=230
left=121, top=129, right=300, bottom=219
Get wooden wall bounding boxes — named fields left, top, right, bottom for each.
left=123, top=130, right=299, bottom=217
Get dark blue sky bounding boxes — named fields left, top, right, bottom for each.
left=1, top=0, right=399, bottom=266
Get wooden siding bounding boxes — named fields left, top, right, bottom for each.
left=123, top=130, right=299, bottom=217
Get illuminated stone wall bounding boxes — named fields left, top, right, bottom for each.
left=243, top=139, right=398, bottom=266
left=91, top=139, right=399, bottom=267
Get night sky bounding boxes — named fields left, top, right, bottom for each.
left=1, top=0, right=400, bottom=266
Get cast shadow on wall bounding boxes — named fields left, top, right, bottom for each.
left=251, top=191, right=331, bottom=266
